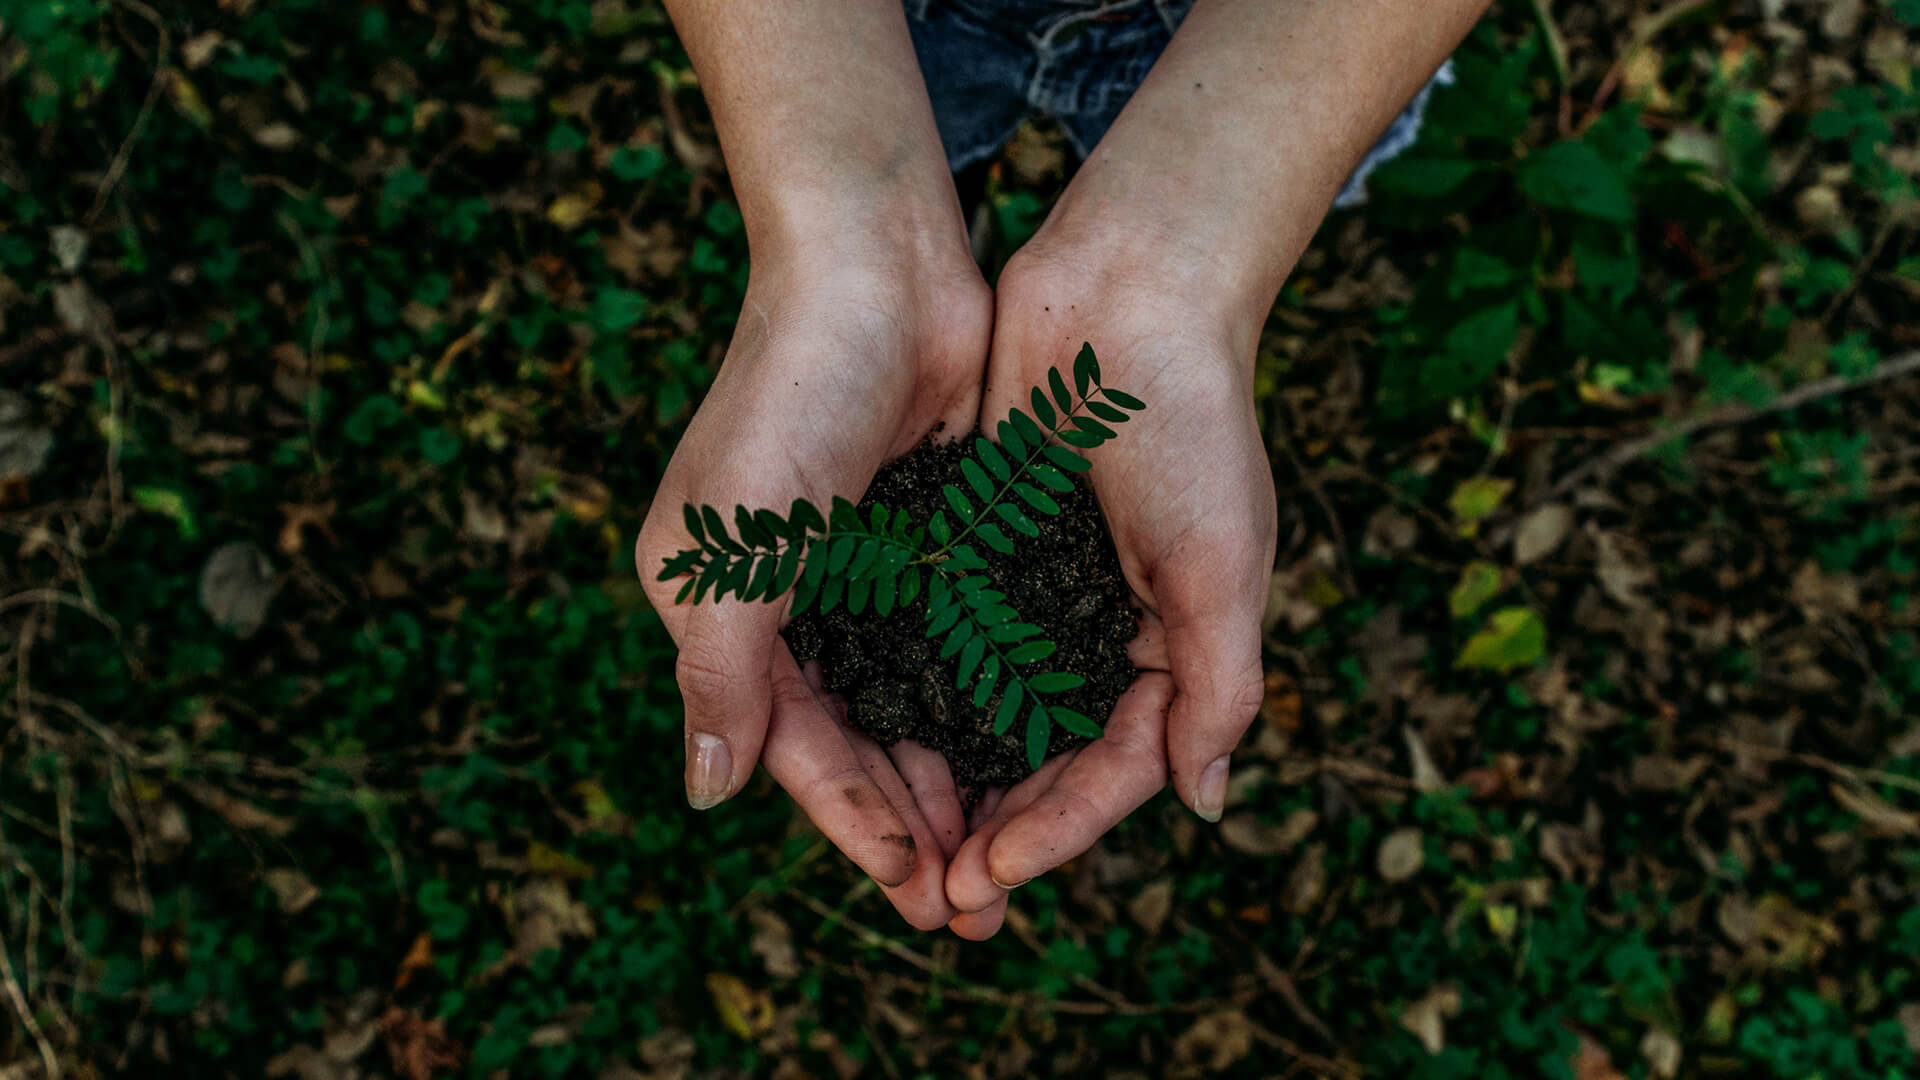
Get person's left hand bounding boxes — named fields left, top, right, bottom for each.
left=940, top=226, right=1279, bottom=937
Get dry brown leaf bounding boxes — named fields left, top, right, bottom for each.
left=748, top=908, right=801, bottom=979
left=1401, top=726, right=1446, bottom=792
left=1377, top=827, right=1425, bottom=883
left=381, top=1007, right=464, bottom=1080
left=1899, top=1003, right=1920, bottom=1053
left=393, top=931, right=433, bottom=991
left=1640, top=1027, right=1682, bottom=1079
left=1171, top=1010, right=1254, bottom=1073
left=1398, top=985, right=1460, bottom=1055
left=1572, top=1032, right=1626, bottom=1080
left=1513, top=503, right=1574, bottom=565
left=264, top=868, right=319, bottom=914
left=199, top=540, right=279, bottom=638
left=1128, top=878, right=1175, bottom=936
left=1282, top=843, right=1327, bottom=915
left=1221, top=810, right=1314, bottom=857
left=1828, top=781, right=1920, bottom=836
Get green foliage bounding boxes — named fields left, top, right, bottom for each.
left=658, top=346, right=1141, bottom=769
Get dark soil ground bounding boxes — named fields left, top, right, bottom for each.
left=785, top=437, right=1138, bottom=793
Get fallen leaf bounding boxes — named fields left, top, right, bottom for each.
left=1640, top=1027, right=1682, bottom=1079
left=527, top=840, right=596, bottom=879
left=1282, top=843, right=1327, bottom=915
left=393, top=932, right=433, bottom=991
left=1221, top=808, right=1317, bottom=857
left=1899, top=1003, right=1920, bottom=1053
left=748, top=908, right=801, bottom=979
left=1448, top=475, right=1512, bottom=537
left=251, top=121, right=300, bottom=150
left=705, top=972, right=775, bottom=1040
left=1398, top=984, right=1460, bottom=1054
left=1828, top=780, right=1920, bottom=836
left=0, top=391, right=53, bottom=480
left=1377, top=827, right=1425, bottom=883
left=1129, top=878, right=1175, bottom=936
left=1457, top=607, right=1547, bottom=671
left=1449, top=560, right=1505, bottom=617
left=1172, top=1010, right=1254, bottom=1072
left=1513, top=503, right=1574, bottom=565
left=199, top=540, right=278, bottom=637
left=1572, top=1032, right=1626, bottom=1080
left=263, top=868, right=319, bottom=914
left=1594, top=531, right=1655, bottom=609
left=1401, top=726, right=1446, bottom=792
left=381, top=1007, right=464, bottom=1080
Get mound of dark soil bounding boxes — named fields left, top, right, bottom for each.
left=784, top=438, right=1137, bottom=793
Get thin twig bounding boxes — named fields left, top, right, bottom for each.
left=0, top=922, right=62, bottom=1080
left=1539, top=350, right=1920, bottom=505
left=1699, top=736, right=1920, bottom=798
left=85, top=0, right=170, bottom=226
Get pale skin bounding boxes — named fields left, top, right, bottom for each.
left=636, top=0, right=1491, bottom=937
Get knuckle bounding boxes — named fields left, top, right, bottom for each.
left=674, top=651, right=738, bottom=711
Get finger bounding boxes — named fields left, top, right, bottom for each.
left=849, top=734, right=958, bottom=931
left=762, top=644, right=917, bottom=887
left=981, top=672, right=1174, bottom=892
left=948, top=896, right=1007, bottom=941
left=888, top=740, right=967, bottom=859
left=1128, top=608, right=1170, bottom=671
left=945, top=747, right=1084, bottom=913
left=1158, top=551, right=1267, bottom=823
left=967, top=787, right=1007, bottom=832
left=668, top=599, right=784, bottom=810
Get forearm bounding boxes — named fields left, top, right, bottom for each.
left=663, top=0, right=968, bottom=263
left=1039, top=0, right=1489, bottom=332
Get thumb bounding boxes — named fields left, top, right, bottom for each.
left=672, top=598, right=782, bottom=810
left=1158, top=551, right=1267, bottom=823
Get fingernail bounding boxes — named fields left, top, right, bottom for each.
left=1194, top=755, right=1230, bottom=823
left=686, top=732, right=732, bottom=810
left=990, top=872, right=1031, bottom=891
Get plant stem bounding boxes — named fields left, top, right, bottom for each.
left=930, top=391, right=1097, bottom=560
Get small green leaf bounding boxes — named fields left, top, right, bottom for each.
left=1448, top=475, right=1514, bottom=538
left=828, top=535, right=856, bottom=575
left=874, top=564, right=897, bottom=616
left=869, top=504, right=891, bottom=535
left=1074, top=342, right=1100, bottom=395
left=1071, top=415, right=1116, bottom=440
left=789, top=498, right=825, bottom=535
left=1456, top=606, right=1548, bottom=671
left=674, top=577, right=696, bottom=605
left=977, top=522, right=1014, bottom=554
left=957, top=636, right=986, bottom=688
left=1044, top=445, right=1092, bottom=473
left=898, top=566, right=922, bottom=607
left=801, top=537, right=829, bottom=589
left=960, top=458, right=994, bottom=502
left=723, top=558, right=751, bottom=600
left=735, top=505, right=772, bottom=548
left=943, top=484, right=976, bottom=523
left=1087, top=400, right=1128, bottom=424
left=846, top=574, right=871, bottom=615
left=948, top=545, right=988, bottom=571
left=772, top=543, right=802, bottom=597
left=1053, top=707, right=1102, bottom=738
left=1026, top=703, right=1050, bottom=770
left=929, top=509, right=951, bottom=544
left=940, top=619, right=974, bottom=659
left=1029, top=463, right=1074, bottom=493
left=683, top=504, right=706, bottom=545
left=820, top=571, right=845, bottom=613
left=1449, top=560, right=1505, bottom=618
left=1007, top=639, right=1057, bottom=664
left=975, top=604, right=1018, bottom=626
left=1058, top=428, right=1101, bottom=450
left=829, top=495, right=862, bottom=533
left=1102, top=387, right=1145, bottom=411
left=975, top=438, right=1012, bottom=482
left=988, top=621, right=1042, bottom=642
left=1030, top=387, right=1057, bottom=428
left=1013, top=483, right=1060, bottom=516
left=656, top=549, right=702, bottom=582
left=1048, top=367, right=1073, bottom=413
left=744, top=553, right=777, bottom=601
left=1027, top=671, right=1085, bottom=693
left=848, top=539, right=880, bottom=579
left=995, top=503, right=1039, bottom=537
left=701, top=506, right=742, bottom=554
left=997, top=419, right=1027, bottom=459
left=755, top=507, right=791, bottom=542
left=973, top=657, right=1000, bottom=708
left=694, top=558, right=727, bottom=603
left=994, top=681, right=1023, bottom=735
left=1010, top=408, right=1045, bottom=451
left=927, top=599, right=962, bottom=636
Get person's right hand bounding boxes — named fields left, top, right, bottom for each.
left=636, top=233, right=991, bottom=930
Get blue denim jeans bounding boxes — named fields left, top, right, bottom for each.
left=904, top=0, right=1453, bottom=208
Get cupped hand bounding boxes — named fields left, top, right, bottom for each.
left=944, top=235, right=1279, bottom=928
left=637, top=240, right=991, bottom=930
